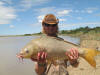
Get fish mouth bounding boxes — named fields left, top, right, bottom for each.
left=16, top=53, right=24, bottom=61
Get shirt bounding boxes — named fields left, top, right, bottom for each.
left=40, top=34, right=69, bottom=75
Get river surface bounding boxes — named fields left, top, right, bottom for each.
left=0, top=36, right=80, bottom=75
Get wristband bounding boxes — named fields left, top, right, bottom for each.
left=71, top=60, right=79, bottom=66
left=38, top=62, right=47, bottom=67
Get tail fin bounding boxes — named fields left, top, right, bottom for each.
left=82, top=48, right=100, bottom=68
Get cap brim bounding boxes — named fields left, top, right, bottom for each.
left=44, top=21, right=58, bottom=24
left=42, top=18, right=59, bottom=24
left=47, top=22, right=57, bottom=24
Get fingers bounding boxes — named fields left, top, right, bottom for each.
left=66, top=48, right=79, bottom=60
left=37, top=52, right=41, bottom=60
left=68, top=53, right=73, bottom=59
left=41, top=52, right=46, bottom=59
left=71, top=48, right=78, bottom=59
left=44, top=53, right=47, bottom=59
left=37, top=51, right=47, bottom=62
left=75, top=48, right=78, bottom=59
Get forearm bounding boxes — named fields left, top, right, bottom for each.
left=70, top=60, right=79, bottom=67
left=35, top=62, right=47, bottom=75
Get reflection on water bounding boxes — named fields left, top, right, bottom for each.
left=0, top=36, right=80, bottom=75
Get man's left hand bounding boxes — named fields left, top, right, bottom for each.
left=66, top=48, right=79, bottom=66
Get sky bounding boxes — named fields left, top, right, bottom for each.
left=0, top=0, right=100, bottom=35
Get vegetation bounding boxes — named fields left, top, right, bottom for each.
left=59, top=26, right=100, bottom=35
left=31, top=32, right=42, bottom=35
left=24, top=34, right=32, bottom=36
left=61, top=26, right=100, bottom=40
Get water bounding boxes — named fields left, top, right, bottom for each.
left=0, top=36, right=80, bottom=75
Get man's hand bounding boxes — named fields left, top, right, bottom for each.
left=66, top=48, right=79, bottom=67
left=31, top=51, right=47, bottom=75
left=31, top=51, right=47, bottom=63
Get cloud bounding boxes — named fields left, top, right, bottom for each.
left=35, top=7, right=72, bottom=17
left=0, top=0, right=12, bottom=4
left=16, top=18, right=21, bottom=22
left=32, top=15, right=45, bottom=26
left=37, top=15, right=45, bottom=23
left=76, top=17, right=82, bottom=20
left=95, top=13, right=100, bottom=16
left=0, top=1, right=4, bottom=5
left=57, top=10, right=72, bottom=17
left=86, top=10, right=93, bottom=14
left=86, top=8, right=98, bottom=10
left=59, top=19, right=66, bottom=22
left=86, top=8, right=98, bottom=14
left=35, top=7, right=73, bottom=22
left=37, top=15, right=45, bottom=20
left=9, top=25, right=14, bottom=28
left=0, top=1, right=17, bottom=24
left=20, top=0, right=50, bottom=11
left=74, top=8, right=98, bottom=14
left=20, top=0, right=33, bottom=10
left=34, top=7, right=56, bottom=15
left=74, top=10, right=79, bottom=13
left=31, top=22, right=41, bottom=27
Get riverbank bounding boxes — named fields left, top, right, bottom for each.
left=66, top=28, right=100, bottom=75
left=67, top=56, right=100, bottom=75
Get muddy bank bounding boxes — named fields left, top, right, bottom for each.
left=67, top=35, right=100, bottom=75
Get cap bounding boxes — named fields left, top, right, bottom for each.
left=42, top=14, right=59, bottom=24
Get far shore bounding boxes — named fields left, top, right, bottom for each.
left=1, top=26, right=100, bottom=40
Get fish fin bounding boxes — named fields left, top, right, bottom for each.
left=82, top=48, right=100, bottom=68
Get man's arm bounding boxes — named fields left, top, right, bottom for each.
left=70, top=60, right=79, bottom=67
left=31, top=51, right=47, bottom=75
left=35, top=62, right=47, bottom=75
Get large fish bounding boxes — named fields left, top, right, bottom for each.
left=17, top=36, right=100, bottom=68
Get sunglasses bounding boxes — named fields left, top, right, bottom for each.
left=43, top=23, right=57, bottom=27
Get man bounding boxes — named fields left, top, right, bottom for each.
left=31, top=14, right=79, bottom=75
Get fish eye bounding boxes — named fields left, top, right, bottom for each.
left=26, top=50, right=29, bottom=53
left=24, top=48, right=29, bottom=53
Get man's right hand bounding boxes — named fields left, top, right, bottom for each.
left=31, top=51, right=47, bottom=63
left=31, top=52, right=47, bottom=75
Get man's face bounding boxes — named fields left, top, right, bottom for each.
left=43, top=23, right=58, bottom=35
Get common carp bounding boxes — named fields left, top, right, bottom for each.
left=17, top=36, right=100, bottom=68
